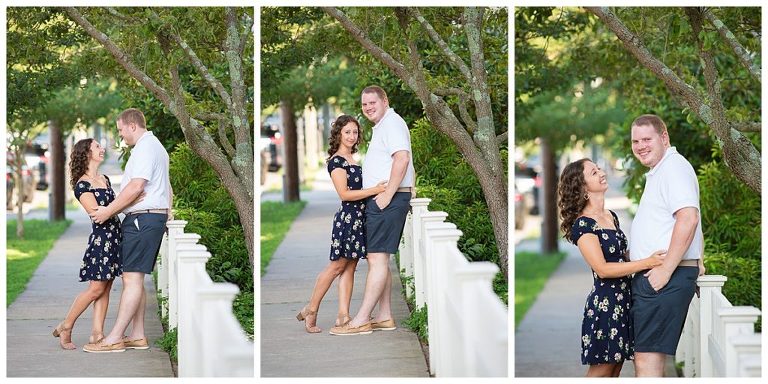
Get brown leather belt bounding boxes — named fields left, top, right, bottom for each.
left=396, top=187, right=412, bottom=193
left=127, top=209, right=169, bottom=215
left=678, top=259, right=699, bottom=267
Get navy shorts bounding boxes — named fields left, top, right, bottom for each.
left=365, top=192, right=411, bottom=254
left=631, top=266, right=698, bottom=355
left=121, top=213, right=167, bottom=274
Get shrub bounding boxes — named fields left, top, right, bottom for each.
left=697, top=160, right=760, bottom=330
left=409, top=118, right=504, bottom=269
left=169, top=143, right=253, bottom=335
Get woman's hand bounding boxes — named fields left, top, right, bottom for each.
left=373, top=180, right=388, bottom=194
left=645, top=250, right=667, bottom=269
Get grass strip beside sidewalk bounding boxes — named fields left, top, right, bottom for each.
left=514, top=251, right=565, bottom=327
left=6, top=219, right=72, bottom=306
left=260, top=200, right=307, bottom=275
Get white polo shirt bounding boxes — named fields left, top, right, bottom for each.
left=122, top=131, right=170, bottom=214
left=629, top=147, right=703, bottom=261
left=362, top=108, right=415, bottom=189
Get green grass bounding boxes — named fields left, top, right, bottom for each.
left=260, top=200, right=307, bottom=275
left=514, top=251, right=565, bottom=328
left=6, top=219, right=72, bottom=306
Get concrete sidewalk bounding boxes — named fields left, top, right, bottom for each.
left=6, top=159, right=173, bottom=377
left=514, top=207, right=677, bottom=377
left=260, top=171, right=429, bottom=377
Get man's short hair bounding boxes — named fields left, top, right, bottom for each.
left=118, top=108, right=146, bottom=129
left=361, top=85, right=388, bottom=102
left=631, top=114, right=667, bottom=135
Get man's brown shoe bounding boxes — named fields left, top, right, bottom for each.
left=371, top=319, right=397, bottom=331
left=329, top=322, right=373, bottom=336
left=83, top=340, right=126, bottom=353
left=123, top=336, right=150, bottom=350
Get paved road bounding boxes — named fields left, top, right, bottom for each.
left=514, top=176, right=677, bottom=377
left=260, top=171, right=429, bottom=377
left=6, top=155, right=173, bottom=377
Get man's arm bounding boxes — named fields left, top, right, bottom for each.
left=645, top=207, right=699, bottom=290
left=90, top=178, right=147, bottom=223
left=374, top=150, right=409, bottom=209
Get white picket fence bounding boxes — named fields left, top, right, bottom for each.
left=399, top=197, right=508, bottom=377
left=676, top=275, right=761, bottom=377
left=156, top=220, right=254, bottom=377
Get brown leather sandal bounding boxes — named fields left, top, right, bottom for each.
left=52, top=322, right=76, bottom=350
left=296, top=306, right=321, bottom=333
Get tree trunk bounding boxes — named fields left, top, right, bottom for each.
left=15, top=147, right=25, bottom=239
left=50, top=120, right=66, bottom=221
left=540, top=137, right=559, bottom=254
left=282, top=100, right=300, bottom=202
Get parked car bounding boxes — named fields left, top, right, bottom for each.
left=514, top=183, right=526, bottom=230
left=515, top=162, right=541, bottom=215
left=6, top=161, right=35, bottom=208
left=25, top=143, right=49, bottom=190
left=261, top=124, right=282, bottom=172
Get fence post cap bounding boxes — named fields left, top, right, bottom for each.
left=166, top=220, right=188, bottom=228
left=455, top=262, right=499, bottom=281
left=421, top=211, right=448, bottom=221
left=197, top=282, right=240, bottom=297
left=410, top=198, right=431, bottom=207
left=696, top=275, right=727, bottom=286
left=426, top=227, right=463, bottom=241
left=717, top=306, right=761, bottom=321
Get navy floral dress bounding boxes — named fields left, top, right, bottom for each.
left=328, top=155, right=366, bottom=260
left=74, top=176, right=122, bottom=282
left=571, top=210, right=633, bottom=365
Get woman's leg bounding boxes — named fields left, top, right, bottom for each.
left=336, top=258, right=359, bottom=325
left=90, top=279, right=114, bottom=342
left=58, top=281, right=109, bottom=348
left=611, top=362, right=624, bottom=377
left=301, top=259, right=348, bottom=331
left=586, top=363, right=619, bottom=377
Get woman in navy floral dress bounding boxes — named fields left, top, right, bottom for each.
left=296, top=115, right=386, bottom=333
left=558, top=159, right=666, bottom=376
left=52, top=138, right=134, bottom=350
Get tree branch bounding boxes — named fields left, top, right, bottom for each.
left=464, top=7, right=503, bottom=174
left=239, top=11, right=253, bottom=56
left=217, top=119, right=236, bottom=158
left=409, top=8, right=473, bottom=83
left=434, top=87, right=477, bottom=134
left=225, top=7, right=254, bottom=198
left=105, top=7, right=139, bottom=25
left=585, top=7, right=705, bottom=113
left=322, top=7, right=411, bottom=85
left=496, top=131, right=508, bottom=144
left=731, top=121, right=761, bottom=132
left=64, top=8, right=174, bottom=109
left=703, top=8, right=760, bottom=83
left=148, top=9, right=233, bottom=110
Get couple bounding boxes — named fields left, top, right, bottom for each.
left=52, top=108, right=172, bottom=353
left=296, top=85, right=415, bottom=336
left=558, top=114, right=705, bottom=377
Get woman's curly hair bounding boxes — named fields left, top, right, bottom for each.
left=69, top=138, right=94, bottom=189
left=558, top=158, right=591, bottom=244
left=326, top=115, right=361, bottom=161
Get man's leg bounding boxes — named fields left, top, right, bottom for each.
left=127, top=281, right=147, bottom=340
left=98, top=272, right=145, bottom=345
left=371, top=261, right=393, bottom=323
left=347, top=252, right=389, bottom=328
left=634, top=352, right=666, bottom=377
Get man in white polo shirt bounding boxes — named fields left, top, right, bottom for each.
left=85, top=108, right=171, bottom=353
left=330, top=85, right=415, bottom=335
left=629, top=114, right=703, bottom=376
